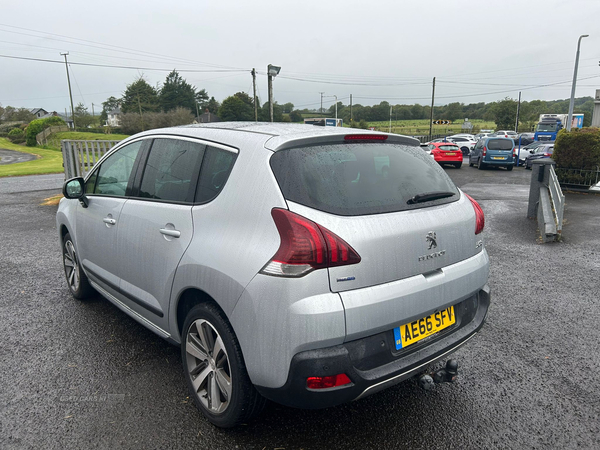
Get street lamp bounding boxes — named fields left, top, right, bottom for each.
left=567, top=34, right=589, bottom=131
left=267, top=64, right=281, bottom=122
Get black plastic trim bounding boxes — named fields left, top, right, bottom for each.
left=255, top=287, right=490, bottom=409
left=83, top=264, right=164, bottom=318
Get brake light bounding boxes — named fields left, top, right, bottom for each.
left=307, top=374, right=352, bottom=390
left=544, top=152, right=552, bottom=157
left=345, top=134, right=388, bottom=141
left=482, top=147, right=487, bottom=156
left=465, top=194, right=485, bottom=235
left=261, top=209, right=361, bottom=277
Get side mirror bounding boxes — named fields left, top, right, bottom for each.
left=62, top=177, right=88, bottom=207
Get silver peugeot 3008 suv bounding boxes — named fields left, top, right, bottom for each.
left=57, top=123, right=490, bottom=428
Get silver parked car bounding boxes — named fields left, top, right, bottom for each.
left=57, top=123, right=490, bottom=428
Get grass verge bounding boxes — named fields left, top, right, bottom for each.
left=0, top=138, right=64, bottom=177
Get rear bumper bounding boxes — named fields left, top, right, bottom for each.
left=255, top=285, right=490, bottom=409
left=484, top=158, right=513, bottom=166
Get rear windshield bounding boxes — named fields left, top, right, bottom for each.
left=439, top=145, right=459, bottom=150
left=270, top=143, right=459, bottom=216
left=487, top=139, right=513, bottom=150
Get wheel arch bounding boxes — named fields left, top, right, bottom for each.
left=175, top=288, right=226, bottom=342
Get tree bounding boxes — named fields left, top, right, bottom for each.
left=121, top=77, right=160, bottom=114
left=74, top=103, right=95, bottom=128
left=206, top=97, right=220, bottom=114
left=159, top=70, right=197, bottom=113
left=258, top=101, right=283, bottom=122
left=218, top=95, right=254, bottom=121
left=2, top=106, right=35, bottom=123
left=196, top=89, right=209, bottom=111
left=490, top=98, right=518, bottom=129
left=100, top=96, right=120, bottom=124
left=289, top=110, right=303, bottom=122
left=281, top=102, right=294, bottom=114
left=445, top=102, right=463, bottom=121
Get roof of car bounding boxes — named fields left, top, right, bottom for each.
left=128, top=122, right=419, bottom=152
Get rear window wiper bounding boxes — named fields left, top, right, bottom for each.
left=407, top=191, right=456, bottom=205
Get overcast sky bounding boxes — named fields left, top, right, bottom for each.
left=1, top=0, right=599, bottom=114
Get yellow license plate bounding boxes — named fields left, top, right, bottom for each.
left=393, top=306, right=455, bottom=350
left=446, top=152, right=456, bottom=156
left=492, top=156, right=505, bottom=160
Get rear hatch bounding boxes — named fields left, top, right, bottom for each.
left=438, top=144, right=461, bottom=158
left=269, top=139, right=481, bottom=293
left=485, top=138, right=514, bottom=163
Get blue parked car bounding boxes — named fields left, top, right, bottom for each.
left=525, top=144, right=554, bottom=170
left=469, top=137, right=515, bottom=171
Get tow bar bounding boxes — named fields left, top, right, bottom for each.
left=417, top=360, right=459, bottom=391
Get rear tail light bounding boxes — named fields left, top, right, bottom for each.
left=261, top=209, right=361, bottom=277
left=307, top=374, right=352, bottom=390
left=345, top=134, right=388, bottom=141
left=482, top=147, right=487, bottom=156
left=465, top=194, right=485, bottom=235
left=544, top=152, right=552, bottom=157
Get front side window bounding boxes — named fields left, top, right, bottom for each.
left=92, top=140, right=144, bottom=196
left=138, top=138, right=205, bottom=203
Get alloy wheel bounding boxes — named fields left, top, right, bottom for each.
left=63, top=240, right=80, bottom=292
left=185, top=319, right=232, bottom=414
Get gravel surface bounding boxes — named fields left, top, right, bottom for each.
left=1, top=164, right=599, bottom=449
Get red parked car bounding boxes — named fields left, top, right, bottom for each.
left=426, top=142, right=463, bottom=168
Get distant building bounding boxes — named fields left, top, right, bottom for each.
left=39, top=111, right=74, bottom=128
left=197, top=109, right=220, bottom=123
left=106, top=108, right=121, bottom=127
left=30, top=108, right=49, bottom=118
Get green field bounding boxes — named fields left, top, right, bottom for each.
left=356, top=119, right=497, bottom=136
left=0, top=131, right=129, bottom=177
left=45, top=131, right=130, bottom=151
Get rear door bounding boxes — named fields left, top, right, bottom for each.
left=270, top=141, right=481, bottom=294
left=486, top=138, right=514, bottom=163
left=115, top=137, right=205, bottom=329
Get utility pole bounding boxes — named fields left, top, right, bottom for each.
left=91, top=103, right=95, bottom=119
left=567, top=34, right=589, bottom=131
left=319, top=92, right=325, bottom=116
left=267, top=64, right=281, bottom=122
left=389, top=106, right=392, bottom=133
left=195, top=102, right=200, bottom=121
left=429, top=77, right=436, bottom=140
left=334, top=95, right=338, bottom=120
left=515, top=91, right=521, bottom=133
left=350, top=94, right=353, bottom=124
left=60, top=52, right=76, bottom=129
left=252, top=68, right=258, bottom=121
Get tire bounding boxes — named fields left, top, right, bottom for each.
left=62, top=233, right=94, bottom=299
left=454, top=162, right=462, bottom=169
left=477, top=157, right=485, bottom=170
left=506, top=165, right=513, bottom=171
left=469, top=157, right=474, bottom=167
left=181, top=303, right=265, bottom=428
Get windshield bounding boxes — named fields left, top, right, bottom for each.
left=536, top=123, right=557, bottom=132
left=270, top=142, right=459, bottom=216
left=439, top=145, right=459, bottom=151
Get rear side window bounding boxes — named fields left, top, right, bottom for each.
left=270, top=143, right=459, bottom=216
left=195, top=146, right=237, bottom=203
left=439, top=145, right=459, bottom=150
left=139, top=138, right=205, bottom=203
left=487, top=139, right=513, bottom=150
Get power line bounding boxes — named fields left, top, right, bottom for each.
left=0, top=54, right=247, bottom=73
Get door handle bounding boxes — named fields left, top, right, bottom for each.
left=103, top=217, right=116, bottom=225
left=159, top=228, right=181, bottom=238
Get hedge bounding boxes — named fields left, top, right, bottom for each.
left=553, top=127, right=600, bottom=170
left=25, top=116, right=66, bottom=146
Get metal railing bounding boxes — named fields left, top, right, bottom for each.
left=61, top=139, right=121, bottom=179
left=555, top=166, right=600, bottom=188
left=548, top=165, right=565, bottom=233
